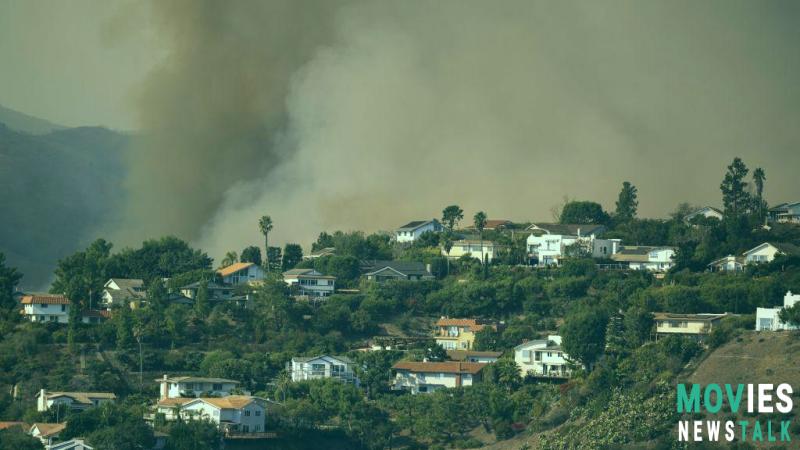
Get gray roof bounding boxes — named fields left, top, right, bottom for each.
left=615, top=245, right=674, bottom=256
left=292, top=355, right=354, bottom=364
left=362, top=260, right=432, bottom=277
left=158, top=376, right=240, bottom=384
left=527, top=223, right=606, bottom=236
left=397, top=219, right=439, bottom=231
left=180, top=281, right=233, bottom=291
left=773, top=242, right=800, bottom=256
left=108, top=278, right=144, bottom=290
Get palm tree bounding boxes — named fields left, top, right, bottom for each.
left=473, top=211, right=487, bottom=264
left=258, top=215, right=273, bottom=271
left=753, top=167, right=766, bottom=218
left=221, top=251, right=238, bottom=267
left=442, top=233, right=454, bottom=275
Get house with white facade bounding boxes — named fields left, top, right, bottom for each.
left=443, top=240, right=497, bottom=262
left=29, top=423, right=66, bottom=446
left=288, top=355, right=358, bottom=384
left=514, top=335, right=571, bottom=377
left=157, top=375, right=241, bottom=399
left=282, top=269, right=336, bottom=298
left=21, top=295, right=70, bottom=323
left=391, top=361, right=487, bottom=394
left=611, top=246, right=676, bottom=272
left=708, top=255, right=745, bottom=272
left=395, top=219, right=443, bottom=243
left=47, top=438, right=93, bottom=450
left=101, top=278, right=146, bottom=309
left=156, top=396, right=270, bottom=435
left=756, top=291, right=800, bottom=331
left=361, top=260, right=434, bottom=282
left=684, top=206, right=724, bottom=223
left=743, top=242, right=800, bottom=265
left=768, top=202, right=800, bottom=224
left=526, top=223, right=620, bottom=266
left=653, top=312, right=728, bottom=341
left=217, top=262, right=265, bottom=285
left=36, top=390, right=116, bottom=412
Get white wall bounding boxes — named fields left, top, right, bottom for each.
left=24, top=303, right=69, bottom=323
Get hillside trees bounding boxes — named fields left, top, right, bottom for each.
left=442, top=205, right=464, bottom=231
left=0, top=253, right=22, bottom=312
left=282, top=243, right=303, bottom=270
left=720, top=157, right=751, bottom=217
left=239, top=245, right=262, bottom=265
left=105, top=236, right=212, bottom=281
left=51, top=238, right=112, bottom=310
left=561, top=307, right=609, bottom=369
left=614, top=181, right=638, bottom=223
left=559, top=201, right=610, bottom=225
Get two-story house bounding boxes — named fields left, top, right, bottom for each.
left=514, top=335, right=571, bottom=377
left=36, top=390, right=116, bottom=412
left=391, top=361, right=487, bottom=394
left=21, top=295, right=70, bottom=323
left=156, top=396, right=270, bottom=435
left=157, top=375, right=241, bottom=399
left=433, top=318, right=497, bottom=350
left=217, top=262, right=265, bottom=286
left=443, top=240, right=497, bottom=263
left=756, top=291, right=800, bottom=331
left=288, top=355, right=358, bottom=384
left=768, top=202, right=800, bottom=224
left=395, top=220, right=443, bottom=243
left=708, top=255, right=745, bottom=272
left=611, top=246, right=676, bottom=272
left=101, top=278, right=146, bottom=309
left=361, top=260, right=434, bottom=282
left=743, top=242, right=800, bottom=265
left=282, top=269, right=336, bottom=298
left=525, top=223, right=619, bottom=266
left=653, top=312, right=728, bottom=340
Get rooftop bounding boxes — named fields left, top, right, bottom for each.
left=362, top=260, right=432, bottom=277
left=653, top=312, right=728, bottom=321
left=397, top=219, right=439, bottom=231
left=40, top=391, right=116, bottom=404
left=217, top=262, right=256, bottom=277
left=446, top=350, right=503, bottom=361
left=157, top=376, right=240, bottom=384
left=527, top=223, right=606, bottom=236
left=20, top=294, right=70, bottom=305
left=392, top=361, right=488, bottom=375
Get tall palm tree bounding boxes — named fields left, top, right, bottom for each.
left=753, top=167, right=766, bottom=218
left=473, top=211, right=487, bottom=264
left=442, top=233, right=454, bottom=275
left=221, top=251, right=238, bottom=267
left=259, top=216, right=273, bottom=271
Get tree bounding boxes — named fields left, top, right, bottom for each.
left=267, top=246, right=282, bottom=272
left=221, top=251, right=238, bottom=267
left=105, top=236, right=212, bottom=281
left=354, top=351, right=402, bottom=399
left=282, top=243, right=303, bottom=270
left=442, top=233, right=454, bottom=275
left=560, top=308, right=609, bottom=369
left=473, top=211, right=487, bottom=265
left=442, top=205, right=464, bottom=231
left=51, top=238, right=112, bottom=311
left=559, top=201, right=610, bottom=225
left=165, top=419, right=222, bottom=450
left=258, top=215, right=273, bottom=271
left=752, top=167, right=767, bottom=219
left=491, top=358, right=521, bottom=391
left=147, top=278, right=169, bottom=312
left=778, top=303, right=800, bottom=328
left=194, top=282, right=210, bottom=318
left=240, top=246, right=262, bottom=266
left=623, top=307, right=654, bottom=347
left=0, top=253, right=22, bottom=311
left=720, top=157, right=751, bottom=217
left=0, top=429, right=42, bottom=450
left=614, top=181, right=638, bottom=223
left=116, top=303, right=134, bottom=350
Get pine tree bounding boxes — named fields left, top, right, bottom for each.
left=720, top=157, right=751, bottom=217
left=614, top=181, right=638, bottom=223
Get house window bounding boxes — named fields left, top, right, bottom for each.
left=212, top=383, right=222, bottom=391
left=242, top=425, right=249, bottom=432
left=61, top=305, right=66, bottom=312
left=245, top=410, right=251, bottom=416
left=557, top=352, right=562, bottom=357
left=255, top=425, right=261, bottom=431
left=41, top=304, right=48, bottom=309
left=255, top=410, right=261, bottom=416
left=311, top=363, right=326, bottom=376
left=534, top=352, right=541, bottom=361
left=759, top=318, right=773, bottom=330
left=547, top=352, right=552, bottom=357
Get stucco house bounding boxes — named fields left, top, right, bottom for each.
left=526, top=223, right=619, bottom=266
left=756, top=291, right=800, bottom=331
left=653, top=312, right=728, bottom=340
left=391, top=361, right=487, bottom=394
left=433, top=318, right=497, bottom=350
left=156, top=396, right=270, bottom=435
left=288, top=355, right=358, bottom=384
left=611, top=246, right=676, bottom=272
left=21, top=294, right=70, bottom=323
left=743, top=242, right=800, bottom=265
left=708, top=255, right=745, bottom=272
left=768, top=202, right=800, bottom=224
left=217, top=262, right=265, bottom=285
left=282, top=269, right=336, bottom=298
left=158, top=375, right=241, bottom=399
left=36, top=390, right=116, bottom=412
left=443, top=240, right=497, bottom=262
left=395, top=219, right=443, bottom=243
left=514, top=335, right=571, bottom=378
left=361, top=260, right=434, bottom=282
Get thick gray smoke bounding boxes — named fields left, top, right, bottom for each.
left=120, top=0, right=800, bottom=259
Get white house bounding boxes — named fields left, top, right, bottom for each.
left=101, top=278, right=145, bottom=308
left=526, top=223, right=620, bottom=266
left=158, top=375, right=241, bottom=399
left=768, top=202, right=800, bottom=224
left=514, top=335, right=571, bottom=377
left=361, top=260, right=434, bottom=282
left=46, top=438, right=93, bottom=450
left=21, top=295, right=70, bottom=323
left=653, top=312, right=728, bottom=340
left=391, top=361, right=487, bottom=394
left=36, top=390, right=116, bottom=412
left=684, top=206, right=724, bottom=223
left=217, top=262, right=265, bottom=285
left=282, top=269, right=336, bottom=297
left=708, top=255, right=745, bottom=272
left=611, top=246, right=676, bottom=272
left=756, top=291, right=800, bottom=331
left=289, top=355, right=358, bottom=384
left=395, top=219, right=443, bottom=243
left=743, top=242, right=800, bottom=265
left=443, top=240, right=497, bottom=262
left=29, top=423, right=66, bottom=446
left=157, top=396, right=269, bottom=435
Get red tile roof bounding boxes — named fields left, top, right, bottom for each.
left=435, top=318, right=495, bottom=332
left=20, top=295, right=70, bottom=305
left=392, top=361, right=488, bottom=375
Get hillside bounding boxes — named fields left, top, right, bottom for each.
left=0, top=104, right=65, bottom=135
left=0, top=123, right=130, bottom=288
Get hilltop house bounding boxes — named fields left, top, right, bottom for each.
left=36, top=390, right=116, bottom=412
left=303, top=247, right=336, bottom=260
left=433, top=318, right=497, bottom=350
left=611, top=246, right=676, bottom=272
left=288, top=355, right=358, bottom=384
left=101, top=278, right=146, bottom=309
left=217, top=262, right=265, bottom=285
left=282, top=269, right=336, bottom=298
left=21, top=295, right=70, bottom=323
left=443, top=240, right=497, bottom=262
left=155, top=396, right=270, bottom=435
left=743, top=242, right=800, bottom=265
left=708, top=255, right=745, bottom=272
left=158, top=375, right=241, bottom=399
left=525, top=223, right=619, bottom=266
left=179, top=281, right=235, bottom=301
left=29, top=423, right=66, bottom=446
left=361, top=260, right=434, bottom=282
left=514, top=335, right=571, bottom=377
left=653, top=312, right=728, bottom=340
left=768, top=202, right=800, bottom=224
left=756, top=291, right=800, bottom=331
left=684, top=206, right=724, bottom=223
left=395, top=219, right=443, bottom=243
left=446, top=350, right=502, bottom=363
left=391, top=361, right=487, bottom=394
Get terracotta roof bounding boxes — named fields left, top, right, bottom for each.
left=82, top=310, right=111, bottom=319
left=217, top=262, right=255, bottom=277
left=20, top=294, right=70, bottom=305
left=435, top=318, right=495, bottom=332
left=392, top=361, right=487, bottom=375
left=446, top=350, right=503, bottom=361
left=157, top=397, right=193, bottom=407
left=0, top=421, right=27, bottom=430
left=196, top=395, right=257, bottom=409
left=31, top=422, right=66, bottom=437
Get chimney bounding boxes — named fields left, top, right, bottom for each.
left=160, top=375, right=169, bottom=400
left=426, top=263, right=432, bottom=273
